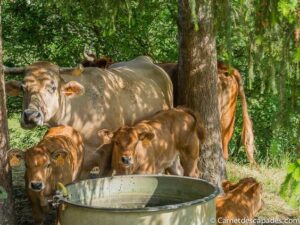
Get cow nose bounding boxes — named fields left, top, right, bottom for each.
left=23, top=109, right=42, bottom=125
left=30, top=181, right=44, bottom=191
left=121, top=156, right=132, bottom=165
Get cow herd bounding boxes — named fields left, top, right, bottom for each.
left=5, top=56, right=262, bottom=225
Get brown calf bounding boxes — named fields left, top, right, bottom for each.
left=98, top=107, right=205, bottom=177
left=8, top=126, right=84, bottom=225
left=216, top=177, right=263, bottom=225
left=158, top=62, right=256, bottom=165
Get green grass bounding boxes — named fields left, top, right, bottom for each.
left=226, top=162, right=300, bottom=220
left=8, top=113, right=47, bottom=150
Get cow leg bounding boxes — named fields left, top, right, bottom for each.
left=222, top=138, right=229, bottom=160
left=180, top=137, right=200, bottom=178
left=97, top=144, right=113, bottom=177
left=31, top=204, right=45, bottom=225
left=222, top=115, right=235, bottom=161
left=165, top=157, right=183, bottom=176
left=27, top=190, right=46, bottom=225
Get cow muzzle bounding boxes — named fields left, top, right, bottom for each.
left=21, top=109, right=44, bottom=128
left=30, top=181, right=45, bottom=191
left=121, top=156, right=133, bottom=166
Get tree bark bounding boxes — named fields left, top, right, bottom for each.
left=0, top=3, right=15, bottom=225
left=178, top=0, right=226, bottom=187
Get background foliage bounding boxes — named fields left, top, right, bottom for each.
left=2, top=0, right=300, bottom=207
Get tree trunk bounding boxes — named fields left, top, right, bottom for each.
left=178, top=0, right=226, bottom=187
left=0, top=3, right=15, bottom=225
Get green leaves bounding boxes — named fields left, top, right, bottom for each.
left=0, top=186, right=8, bottom=200
left=288, top=162, right=298, bottom=174
left=293, top=47, right=300, bottom=63
left=280, top=160, right=300, bottom=208
left=189, top=0, right=199, bottom=31
left=278, top=0, right=297, bottom=23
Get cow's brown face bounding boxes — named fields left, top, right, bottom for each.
left=98, top=127, right=154, bottom=174
left=113, top=129, right=139, bottom=167
left=24, top=148, right=52, bottom=192
left=5, top=62, right=84, bottom=129
left=24, top=147, right=68, bottom=193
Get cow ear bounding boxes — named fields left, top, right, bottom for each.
left=7, top=149, right=24, bottom=167
left=61, top=81, right=85, bottom=98
left=138, top=132, right=154, bottom=141
left=98, top=129, right=114, bottom=146
left=51, top=150, right=68, bottom=166
left=222, top=180, right=234, bottom=193
left=245, top=182, right=262, bottom=197
left=5, top=81, right=22, bottom=96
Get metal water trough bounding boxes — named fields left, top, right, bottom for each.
left=56, top=175, right=219, bottom=225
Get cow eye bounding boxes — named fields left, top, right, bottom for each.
left=48, top=86, right=56, bottom=94
left=45, top=163, right=51, bottom=169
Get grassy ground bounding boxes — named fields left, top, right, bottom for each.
left=226, top=162, right=300, bottom=222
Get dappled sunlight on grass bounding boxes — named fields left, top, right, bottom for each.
left=226, top=162, right=300, bottom=220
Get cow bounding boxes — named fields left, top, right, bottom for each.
left=221, top=177, right=257, bottom=193
left=80, top=55, right=255, bottom=164
left=97, top=107, right=205, bottom=177
left=216, top=177, right=263, bottom=225
left=80, top=52, right=113, bottom=68
left=157, top=62, right=256, bottom=165
left=5, top=56, right=173, bottom=178
left=8, top=126, right=84, bottom=225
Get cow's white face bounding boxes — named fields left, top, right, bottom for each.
left=5, top=62, right=84, bottom=129
left=21, top=71, right=61, bottom=128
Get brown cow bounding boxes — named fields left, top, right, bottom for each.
left=81, top=52, right=114, bottom=68
left=157, top=62, right=256, bottom=164
left=5, top=56, right=173, bottom=178
left=216, top=178, right=263, bottom=225
left=221, top=177, right=258, bottom=193
left=8, top=126, right=84, bottom=225
left=97, top=107, right=205, bottom=177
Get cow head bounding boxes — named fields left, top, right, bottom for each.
left=24, top=147, right=69, bottom=192
left=5, top=62, right=84, bottom=129
left=98, top=127, right=154, bottom=173
left=222, top=177, right=257, bottom=193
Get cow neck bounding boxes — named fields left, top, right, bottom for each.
left=48, top=93, right=68, bottom=127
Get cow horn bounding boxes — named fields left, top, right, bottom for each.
left=83, top=51, right=95, bottom=62
left=59, top=64, right=84, bottom=76
left=3, top=66, right=25, bottom=74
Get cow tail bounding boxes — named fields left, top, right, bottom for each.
left=177, top=106, right=205, bottom=144
left=232, top=69, right=256, bottom=165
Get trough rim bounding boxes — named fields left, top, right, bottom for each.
left=59, top=175, right=220, bottom=213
